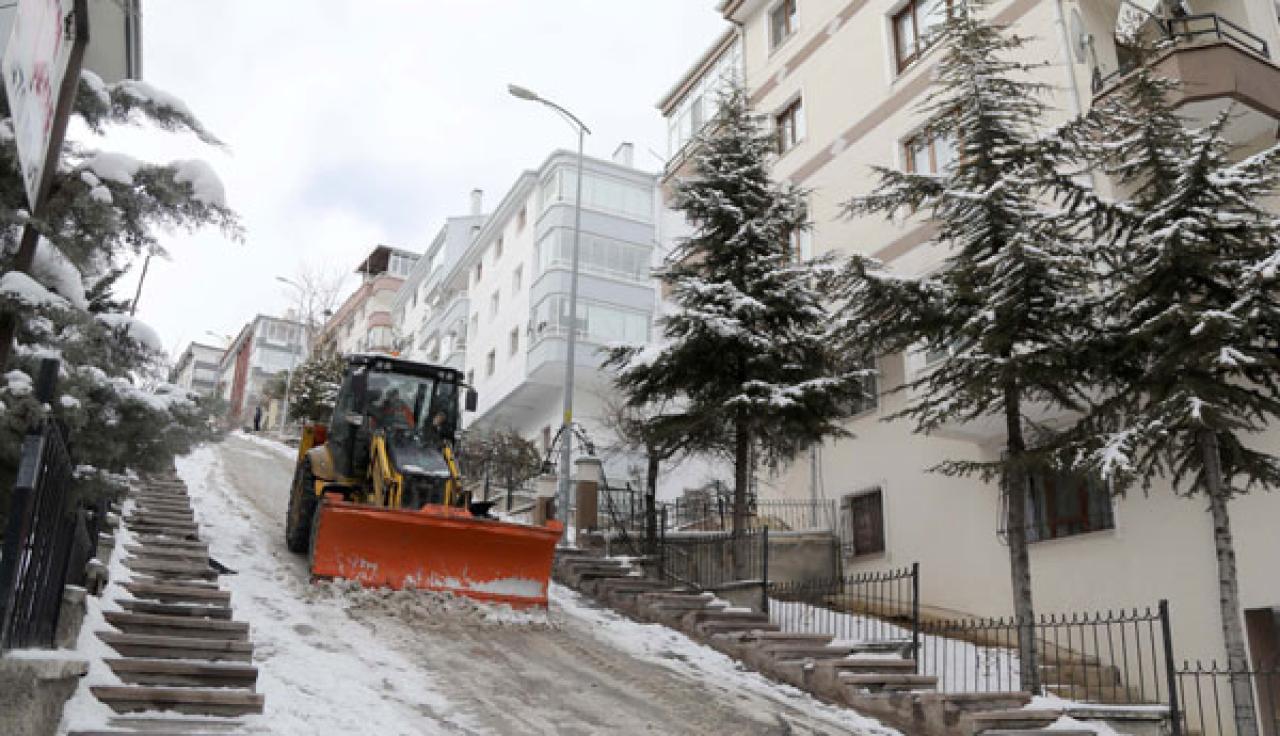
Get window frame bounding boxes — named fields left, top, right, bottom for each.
left=509, top=327, right=519, bottom=356
left=769, top=0, right=799, bottom=51
left=485, top=349, right=496, bottom=377
left=1024, top=468, right=1116, bottom=543
left=775, top=95, right=805, bottom=154
left=892, top=0, right=957, bottom=74
left=512, top=265, right=523, bottom=293
left=842, top=487, right=887, bottom=558
left=902, top=131, right=956, bottom=175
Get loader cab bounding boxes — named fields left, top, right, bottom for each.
left=328, top=355, right=471, bottom=480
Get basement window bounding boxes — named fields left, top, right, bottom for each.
left=841, top=488, right=886, bottom=557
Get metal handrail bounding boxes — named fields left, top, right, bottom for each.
left=1092, top=12, right=1272, bottom=94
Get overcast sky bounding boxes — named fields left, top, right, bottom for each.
left=90, top=1, right=727, bottom=358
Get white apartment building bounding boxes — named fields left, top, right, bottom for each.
left=661, top=0, right=1280, bottom=689
left=314, top=245, right=418, bottom=357
left=170, top=342, right=224, bottom=397
left=391, top=199, right=486, bottom=367
left=396, top=148, right=660, bottom=485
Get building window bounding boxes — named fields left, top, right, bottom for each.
left=495, top=237, right=504, bottom=261
left=1021, top=469, right=1115, bottom=543
left=486, top=349, right=496, bottom=377
left=470, top=314, right=479, bottom=338
left=542, top=425, right=552, bottom=452
left=893, top=0, right=956, bottom=73
left=770, top=0, right=798, bottom=49
left=517, top=206, right=528, bottom=231
left=512, top=265, right=523, bottom=293
left=490, top=291, right=500, bottom=317
left=788, top=202, right=812, bottom=261
left=842, top=488, right=886, bottom=557
left=775, top=97, right=805, bottom=154
left=903, top=133, right=956, bottom=174
left=509, top=327, right=519, bottom=356
left=536, top=230, right=651, bottom=282
left=846, top=357, right=879, bottom=416
left=466, top=369, right=474, bottom=386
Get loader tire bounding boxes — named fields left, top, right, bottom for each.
left=285, top=459, right=318, bottom=554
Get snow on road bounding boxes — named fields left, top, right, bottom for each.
left=178, top=435, right=900, bottom=735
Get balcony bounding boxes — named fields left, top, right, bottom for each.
left=1091, top=11, right=1280, bottom=144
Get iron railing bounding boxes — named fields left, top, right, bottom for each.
left=657, top=522, right=769, bottom=593
left=749, top=499, right=838, bottom=533
left=918, top=601, right=1175, bottom=709
left=768, top=564, right=919, bottom=659
left=0, top=419, right=79, bottom=650
left=1175, top=662, right=1280, bottom=736
left=1093, top=12, right=1271, bottom=93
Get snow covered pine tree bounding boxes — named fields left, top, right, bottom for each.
left=605, top=86, right=869, bottom=536
left=285, top=353, right=346, bottom=424
left=1064, top=56, right=1280, bottom=736
left=0, top=71, right=240, bottom=508
left=832, top=1, right=1101, bottom=692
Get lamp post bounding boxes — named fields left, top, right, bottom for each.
left=508, top=83, right=590, bottom=544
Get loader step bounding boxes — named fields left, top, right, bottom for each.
left=90, top=686, right=264, bottom=717
left=97, top=632, right=252, bottom=662
left=103, top=611, right=249, bottom=640
left=117, top=599, right=233, bottom=620
left=106, top=658, right=258, bottom=688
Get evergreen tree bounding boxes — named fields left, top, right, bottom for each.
left=1063, top=59, right=1280, bottom=736
left=832, top=1, right=1097, bottom=691
left=285, top=353, right=345, bottom=423
left=605, top=87, right=869, bottom=536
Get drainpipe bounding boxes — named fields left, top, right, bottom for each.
left=1054, top=0, right=1085, bottom=119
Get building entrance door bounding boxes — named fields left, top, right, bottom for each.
left=1245, top=607, right=1280, bottom=736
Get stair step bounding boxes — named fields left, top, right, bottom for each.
left=841, top=673, right=939, bottom=690
left=90, top=686, right=264, bottom=717
left=687, top=609, right=770, bottom=623
left=124, top=581, right=229, bottom=606
left=698, top=620, right=781, bottom=635
left=969, top=708, right=1061, bottom=731
left=106, top=658, right=258, bottom=688
left=132, top=537, right=209, bottom=552
left=740, top=631, right=833, bottom=643
left=118, top=599, right=233, bottom=620
left=97, top=632, right=252, bottom=662
left=767, top=645, right=856, bottom=661
left=103, top=714, right=245, bottom=733
left=103, top=611, right=248, bottom=640
left=828, top=657, right=919, bottom=674
left=125, top=545, right=210, bottom=563
left=128, top=558, right=217, bottom=579
left=982, top=731, right=1095, bottom=736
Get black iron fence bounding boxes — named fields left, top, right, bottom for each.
left=1175, top=662, right=1280, bottom=736
left=768, top=563, right=919, bottom=655
left=657, top=525, right=769, bottom=593
left=918, top=601, right=1175, bottom=708
left=0, top=419, right=79, bottom=650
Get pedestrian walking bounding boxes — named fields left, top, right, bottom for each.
left=253, top=405, right=262, bottom=432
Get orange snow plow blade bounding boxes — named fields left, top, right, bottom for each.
left=309, top=499, right=563, bottom=608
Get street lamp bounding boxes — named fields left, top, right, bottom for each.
left=508, top=83, right=590, bottom=544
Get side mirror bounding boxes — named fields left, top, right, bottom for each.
left=465, top=388, right=478, bottom=413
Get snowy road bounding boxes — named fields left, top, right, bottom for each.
left=179, top=435, right=897, bottom=736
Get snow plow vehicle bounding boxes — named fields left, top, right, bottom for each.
left=284, top=354, right=562, bottom=607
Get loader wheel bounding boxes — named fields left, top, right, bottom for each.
left=285, top=459, right=318, bottom=554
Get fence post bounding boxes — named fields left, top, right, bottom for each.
left=761, top=526, right=769, bottom=616
left=912, top=561, right=921, bottom=674
left=659, top=506, right=667, bottom=581
left=1159, top=599, right=1183, bottom=736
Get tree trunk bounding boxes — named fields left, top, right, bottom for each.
left=733, top=414, right=750, bottom=537
left=645, top=453, right=660, bottom=555
left=1199, top=430, right=1260, bottom=736
left=1003, top=377, right=1041, bottom=695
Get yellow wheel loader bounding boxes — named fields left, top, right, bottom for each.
left=284, top=354, right=562, bottom=607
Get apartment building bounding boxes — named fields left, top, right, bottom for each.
left=170, top=342, right=224, bottom=397
left=313, top=245, right=418, bottom=357
left=216, top=315, right=306, bottom=426
left=663, top=0, right=1280, bottom=679
left=396, top=148, right=659, bottom=484
left=391, top=199, right=486, bottom=367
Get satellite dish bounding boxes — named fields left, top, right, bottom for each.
left=1070, top=9, right=1088, bottom=63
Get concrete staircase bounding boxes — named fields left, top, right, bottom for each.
left=555, top=549, right=1168, bottom=736
left=69, top=473, right=264, bottom=735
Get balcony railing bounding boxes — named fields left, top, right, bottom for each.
left=1092, top=13, right=1272, bottom=94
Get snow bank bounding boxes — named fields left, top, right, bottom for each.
left=0, top=271, right=71, bottom=309
left=172, top=159, right=226, bottom=207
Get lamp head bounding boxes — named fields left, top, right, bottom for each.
left=507, top=84, right=539, bottom=101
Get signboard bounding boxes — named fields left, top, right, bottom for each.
left=2, top=0, right=89, bottom=212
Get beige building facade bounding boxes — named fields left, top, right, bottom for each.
left=663, top=0, right=1280, bottom=686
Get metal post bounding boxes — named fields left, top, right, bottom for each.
left=129, top=253, right=152, bottom=316
left=556, top=124, right=587, bottom=544
left=761, top=526, right=770, bottom=615
left=1160, top=599, right=1183, bottom=736
left=279, top=362, right=295, bottom=433
left=912, top=561, right=921, bottom=674
left=659, top=506, right=668, bottom=580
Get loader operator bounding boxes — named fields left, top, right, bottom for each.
left=372, top=388, right=415, bottom=430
